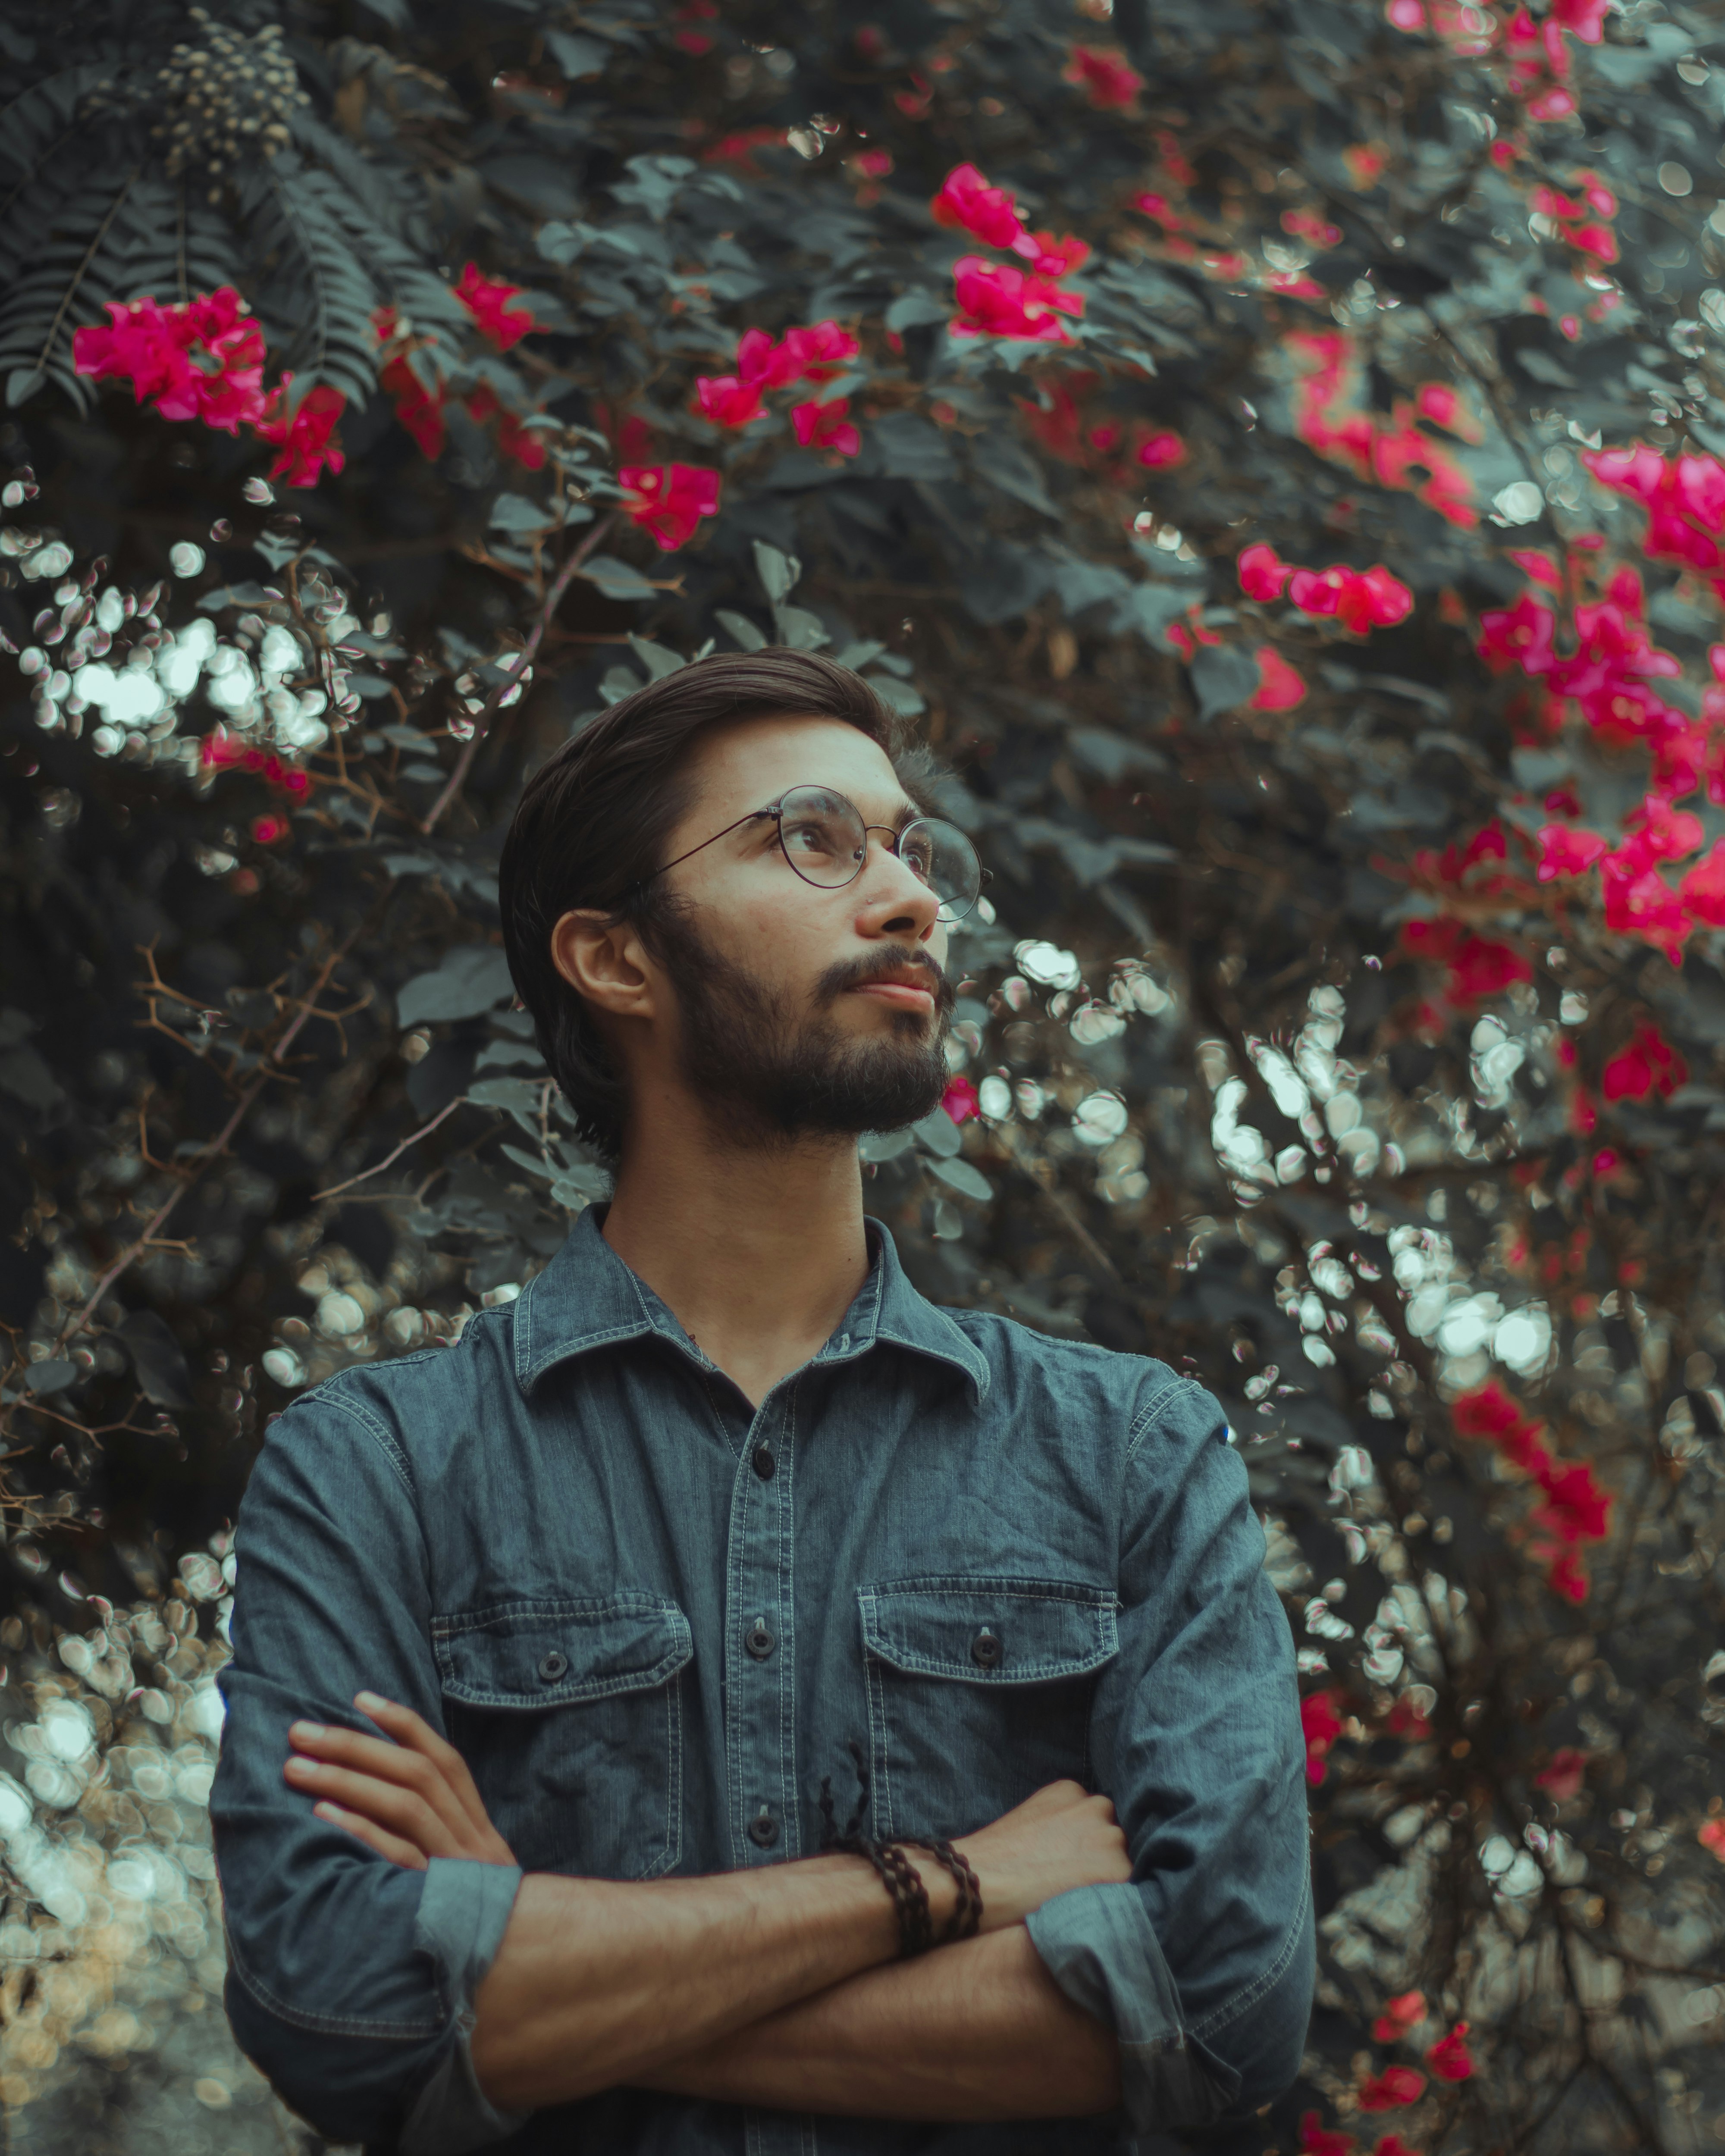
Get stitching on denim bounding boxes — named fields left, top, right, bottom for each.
left=777, top=1380, right=800, bottom=1858
left=1123, top=1376, right=1195, bottom=1467
left=1186, top=1859, right=1313, bottom=2040
left=316, top=1384, right=418, bottom=1499
left=635, top=1666, right=684, bottom=1881
left=224, top=1922, right=441, bottom=2040
left=519, top=1317, right=661, bottom=1391
left=859, top=1591, right=895, bottom=1842
left=430, top=1595, right=692, bottom=1708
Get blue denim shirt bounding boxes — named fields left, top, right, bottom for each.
left=212, top=1208, right=1312, bottom=2153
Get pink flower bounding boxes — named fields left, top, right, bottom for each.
left=1551, top=0, right=1608, bottom=40
left=1238, top=544, right=1291, bottom=601
left=1358, top=2066, right=1426, bottom=2111
left=1600, top=860, right=1693, bottom=959
left=737, top=326, right=803, bottom=389
left=1681, top=840, right=1725, bottom=926
left=851, top=149, right=894, bottom=179
left=1298, top=2114, right=1356, bottom=2156
left=1536, top=1749, right=1588, bottom=1802
left=1282, top=208, right=1342, bottom=249
left=1602, top=1018, right=1687, bottom=1102
left=1699, top=1818, right=1725, bottom=1862
left=617, top=462, right=721, bottom=550
left=1508, top=548, right=1561, bottom=588
left=1251, top=648, right=1307, bottom=710
left=1136, top=429, right=1185, bottom=469
left=1424, top=2024, right=1474, bottom=2083
left=1302, top=1689, right=1346, bottom=1785
left=1534, top=1457, right=1613, bottom=1544
left=792, top=396, right=860, bottom=456
left=781, top=320, right=862, bottom=380
left=950, top=257, right=1083, bottom=342
left=941, top=1076, right=980, bottom=1124
left=454, top=263, right=534, bottom=351
left=1476, top=591, right=1556, bottom=673
left=74, top=287, right=266, bottom=434
left=466, top=385, right=546, bottom=470
left=694, top=375, right=765, bottom=427
left=1238, top=545, right=1290, bottom=602
left=1535, top=824, right=1607, bottom=880
left=1012, top=230, right=1091, bottom=277
left=256, top=379, right=347, bottom=486
left=931, top=163, right=1025, bottom=250
left=1386, top=0, right=1427, bottom=27
left=1062, top=44, right=1144, bottom=108
left=1374, top=1992, right=1428, bottom=2043
left=1547, top=1551, right=1590, bottom=1602
left=1400, top=918, right=1532, bottom=1006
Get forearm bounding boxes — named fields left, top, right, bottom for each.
left=637, top=1923, right=1121, bottom=2121
left=472, top=1853, right=935, bottom=2110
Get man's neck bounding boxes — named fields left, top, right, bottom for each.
left=601, top=1098, right=871, bottom=1410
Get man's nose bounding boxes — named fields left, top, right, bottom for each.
left=856, top=834, right=942, bottom=940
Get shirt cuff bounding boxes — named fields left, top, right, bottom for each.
left=1025, top=1883, right=1240, bottom=2137
left=399, top=1858, right=528, bottom=2156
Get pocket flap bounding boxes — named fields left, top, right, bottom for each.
left=433, top=1594, right=693, bottom=1708
left=859, top=1576, right=1118, bottom=1683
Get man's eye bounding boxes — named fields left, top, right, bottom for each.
left=784, top=820, right=837, bottom=856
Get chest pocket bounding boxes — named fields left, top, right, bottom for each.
left=434, top=1594, right=693, bottom=1881
left=858, top=1576, right=1119, bottom=1842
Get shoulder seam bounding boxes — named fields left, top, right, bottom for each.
left=315, top=1382, right=418, bottom=1500
left=1123, top=1376, right=1205, bottom=1466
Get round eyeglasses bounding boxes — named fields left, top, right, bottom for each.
left=638, top=783, right=988, bottom=920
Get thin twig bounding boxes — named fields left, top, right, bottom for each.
left=313, top=1094, right=468, bottom=1200
left=58, top=929, right=364, bottom=1346
left=422, top=510, right=618, bottom=836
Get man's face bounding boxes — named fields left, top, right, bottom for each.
left=645, top=714, right=956, bottom=1143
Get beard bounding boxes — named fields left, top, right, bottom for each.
left=648, top=905, right=955, bottom=1145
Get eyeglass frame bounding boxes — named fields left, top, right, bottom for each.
left=626, top=784, right=990, bottom=918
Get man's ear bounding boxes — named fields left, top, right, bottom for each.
left=550, top=909, right=659, bottom=1022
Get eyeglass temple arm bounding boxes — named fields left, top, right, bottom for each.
left=641, top=807, right=778, bottom=887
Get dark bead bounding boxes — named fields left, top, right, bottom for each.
left=537, top=1649, right=569, bottom=1683
left=745, top=1620, right=776, bottom=1661
left=751, top=1442, right=776, bottom=1480
left=748, top=1809, right=778, bottom=1848
left=969, top=1628, right=1003, bottom=1670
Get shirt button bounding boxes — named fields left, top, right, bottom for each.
left=748, top=1808, right=779, bottom=1849
left=970, top=1627, right=1004, bottom=1670
left=751, top=1443, right=776, bottom=1480
left=745, top=1620, right=776, bottom=1661
left=537, top=1649, right=569, bottom=1683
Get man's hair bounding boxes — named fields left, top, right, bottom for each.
left=499, top=647, right=926, bottom=1159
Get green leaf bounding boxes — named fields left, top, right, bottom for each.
left=715, top=608, right=768, bottom=651
left=0, top=1043, right=60, bottom=1110
left=1190, top=646, right=1261, bottom=720
left=884, top=291, right=952, bottom=333
left=753, top=540, right=802, bottom=603
left=396, top=946, right=516, bottom=1026
left=772, top=602, right=830, bottom=651
left=489, top=492, right=557, bottom=532
left=628, top=635, right=686, bottom=680
left=23, top=1359, right=75, bottom=1395
left=580, top=556, right=658, bottom=601
left=866, top=672, right=925, bottom=716
left=546, top=28, right=611, bottom=77
left=6, top=367, right=45, bottom=407
left=929, top=1155, right=994, bottom=1203
left=912, top=1106, right=963, bottom=1158
left=859, top=1128, right=916, bottom=1162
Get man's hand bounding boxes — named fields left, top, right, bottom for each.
left=284, top=1692, right=517, bottom=1870
left=951, top=1779, right=1133, bottom=1931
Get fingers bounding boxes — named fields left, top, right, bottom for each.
left=354, top=1692, right=501, bottom=1845
left=285, top=1749, right=470, bottom=1859
left=288, top=1716, right=475, bottom=1850
left=315, top=1798, right=430, bottom=1871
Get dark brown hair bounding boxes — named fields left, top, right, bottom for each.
left=499, top=647, right=924, bottom=1159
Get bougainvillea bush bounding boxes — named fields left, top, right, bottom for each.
left=6, top=0, right=1725, bottom=2147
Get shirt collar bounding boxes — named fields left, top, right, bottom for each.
left=512, top=1203, right=989, bottom=1404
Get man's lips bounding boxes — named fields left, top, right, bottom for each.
left=850, top=979, right=937, bottom=1011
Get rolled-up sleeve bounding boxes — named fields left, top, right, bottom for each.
left=1026, top=1374, right=1314, bottom=2134
left=211, top=1383, right=526, bottom=2150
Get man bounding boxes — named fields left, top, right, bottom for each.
left=211, top=649, right=1313, bottom=2155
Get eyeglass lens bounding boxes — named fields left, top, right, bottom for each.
left=775, top=786, right=981, bottom=917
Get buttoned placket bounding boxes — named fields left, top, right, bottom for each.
left=718, top=1369, right=822, bottom=2156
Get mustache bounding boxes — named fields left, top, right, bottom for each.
left=815, top=947, right=955, bottom=1015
